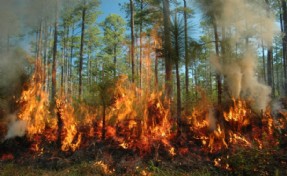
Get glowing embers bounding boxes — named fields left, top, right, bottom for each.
left=0, top=153, right=14, bottom=161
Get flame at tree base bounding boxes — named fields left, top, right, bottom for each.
left=0, top=62, right=287, bottom=175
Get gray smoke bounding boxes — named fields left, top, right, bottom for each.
left=211, top=50, right=271, bottom=110
left=0, top=0, right=73, bottom=140
left=206, top=0, right=278, bottom=111
left=4, top=114, right=27, bottom=139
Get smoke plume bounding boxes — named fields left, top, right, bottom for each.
left=206, top=0, right=278, bottom=110
left=4, top=114, right=27, bottom=140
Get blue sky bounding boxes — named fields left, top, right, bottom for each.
left=99, top=0, right=127, bottom=22
left=98, top=0, right=202, bottom=40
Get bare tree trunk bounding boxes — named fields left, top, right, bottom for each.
left=163, top=0, right=173, bottom=99
left=130, top=0, right=135, bottom=83
left=36, top=20, right=43, bottom=84
left=213, top=21, right=222, bottom=104
left=266, top=0, right=274, bottom=97
left=37, top=20, right=43, bottom=60
left=61, top=53, right=64, bottom=95
left=175, top=61, right=181, bottom=132
left=65, top=22, right=69, bottom=95
left=51, top=1, right=58, bottom=110
left=139, top=0, right=143, bottom=89
left=173, top=12, right=182, bottom=134
left=267, top=49, right=273, bottom=92
left=183, top=0, right=189, bottom=107
left=114, top=45, right=117, bottom=78
left=68, top=22, right=75, bottom=95
left=79, top=7, right=86, bottom=100
left=43, top=18, right=48, bottom=92
left=281, top=0, right=287, bottom=95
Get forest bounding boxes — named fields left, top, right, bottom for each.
left=0, top=0, right=287, bottom=175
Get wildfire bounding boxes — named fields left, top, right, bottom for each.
left=223, top=98, right=250, bottom=131
left=2, top=58, right=287, bottom=176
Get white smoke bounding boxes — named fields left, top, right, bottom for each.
left=207, top=108, right=216, bottom=131
left=208, top=0, right=278, bottom=111
left=219, top=0, right=277, bottom=47
left=4, top=114, right=27, bottom=140
left=211, top=50, right=271, bottom=110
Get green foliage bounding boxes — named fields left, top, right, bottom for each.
left=101, top=14, right=126, bottom=47
left=224, top=147, right=278, bottom=175
left=171, top=15, right=185, bottom=62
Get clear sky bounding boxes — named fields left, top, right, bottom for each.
left=99, top=0, right=127, bottom=22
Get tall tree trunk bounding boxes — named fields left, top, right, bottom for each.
left=130, top=0, right=135, bottom=83
left=51, top=1, right=58, bottom=110
left=43, top=19, right=48, bottom=92
left=175, top=62, right=181, bottom=124
left=183, top=0, right=189, bottom=107
left=174, top=14, right=182, bottom=134
left=139, top=0, right=143, bottom=89
left=61, top=49, right=64, bottom=95
left=36, top=20, right=43, bottom=84
left=163, top=0, right=173, bottom=99
left=69, top=22, right=75, bottom=95
left=79, top=7, right=86, bottom=100
left=37, top=20, right=43, bottom=60
left=87, top=48, right=92, bottom=88
left=267, top=49, right=273, bottom=89
left=266, top=0, right=274, bottom=97
left=281, top=0, right=287, bottom=95
left=275, top=44, right=280, bottom=95
left=114, top=45, right=117, bottom=78
left=65, top=22, right=69, bottom=95
left=213, top=21, right=222, bottom=104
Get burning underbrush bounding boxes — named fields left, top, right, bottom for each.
left=1, top=66, right=287, bottom=175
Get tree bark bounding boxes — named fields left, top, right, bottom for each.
left=267, top=49, right=273, bottom=89
left=281, top=0, right=287, bottom=94
left=266, top=0, right=274, bottom=97
left=69, top=22, right=75, bottom=95
left=139, top=0, right=143, bottom=89
left=130, top=0, right=135, bottom=83
left=79, top=6, right=86, bottom=100
left=43, top=18, right=48, bottom=92
left=163, top=0, right=173, bottom=99
left=183, top=0, right=189, bottom=105
left=114, top=45, right=117, bottom=78
left=173, top=12, right=182, bottom=133
left=51, top=1, right=58, bottom=110
left=213, top=21, right=222, bottom=104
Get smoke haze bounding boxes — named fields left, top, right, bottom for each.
left=4, top=114, right=27, bottom=139
left=206, top=0, right=278, bottom=110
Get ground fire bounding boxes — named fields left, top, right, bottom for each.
left=1, top=0, right=287, bottom=175
left=0, top=60, right=287, bottom=175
